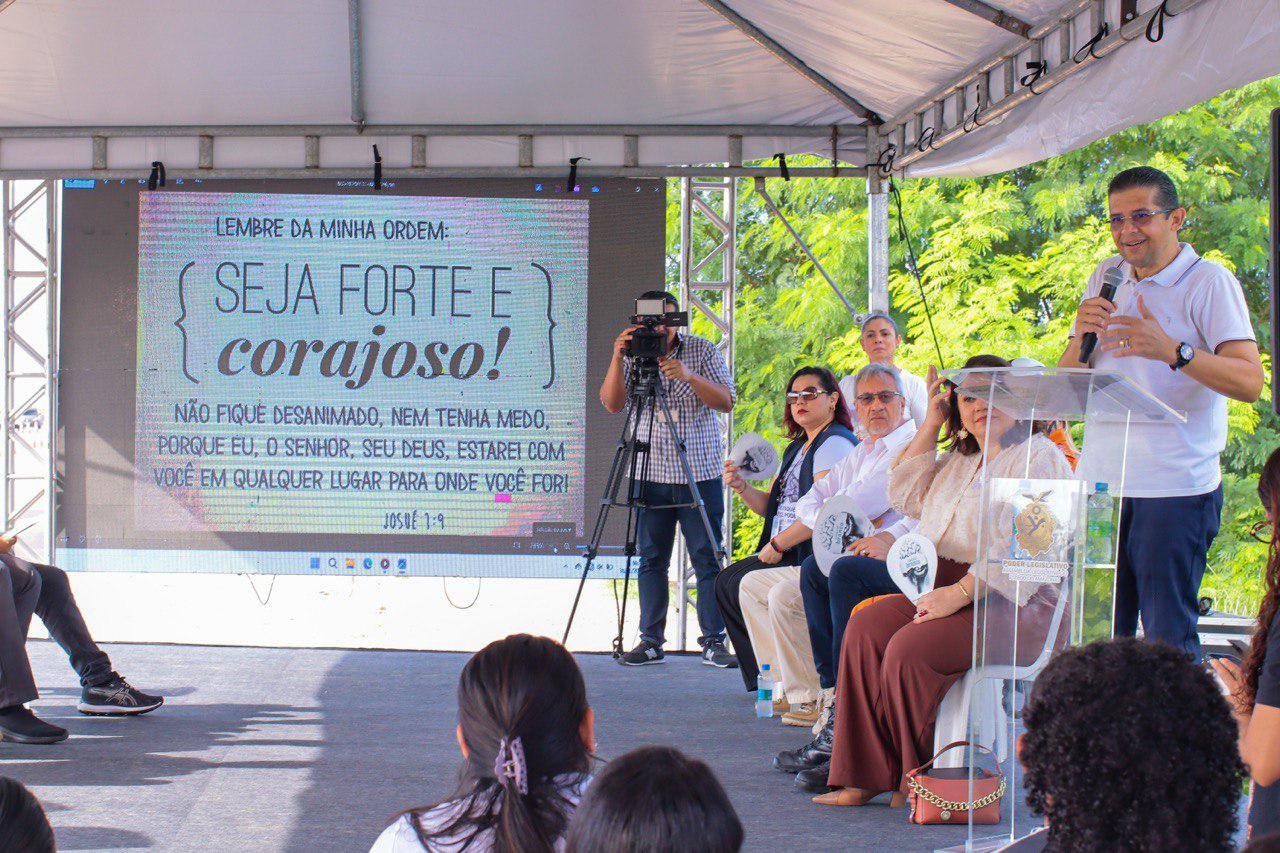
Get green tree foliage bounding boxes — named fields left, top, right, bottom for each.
left=668, top=77, right=1278, bottom=610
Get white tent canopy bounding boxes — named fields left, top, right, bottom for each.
left=0, top=0, right=1275, bottom=178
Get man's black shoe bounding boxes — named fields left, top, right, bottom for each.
left=701, top=640, right=738, bottom=668
left=78, top=677, right=164, bottom=716
left=0, top=705, right=68, bottom=744
left=619, top=640, right=666, bottom=666
left=773, top=716, right=834, bottom=773
left=795, top=761, right=834, bottom=793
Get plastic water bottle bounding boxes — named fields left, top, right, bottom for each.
left=1086, top=483, right=1115, bottom=565
left=755, top=664, right=774, bottom=718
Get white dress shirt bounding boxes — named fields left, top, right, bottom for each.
left=794, top=419, right=918, bottom=536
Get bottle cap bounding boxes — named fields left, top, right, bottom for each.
left=1094, top=482, right=1108, bottom=492
left=761, top=663, right=770, bottom=671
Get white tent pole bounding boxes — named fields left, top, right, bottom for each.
left=939, top=0, right=1031, bottom=37
left=694, top=0, right=881, bottom=123
left=348, top=0, right=366, bottom=130
left=752, top=177, right=859, bottom=319
left=866, top=168, right=889, bottom=313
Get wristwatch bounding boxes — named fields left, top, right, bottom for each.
left=1172, top=341, right=1195, bottom=371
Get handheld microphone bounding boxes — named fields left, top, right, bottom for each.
left=1078, top=266, right=1125, bottom=364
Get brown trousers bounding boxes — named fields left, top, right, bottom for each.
left=828, top=579, right=1059, bottom=793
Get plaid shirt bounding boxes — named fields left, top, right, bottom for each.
left=623, top=333, right=735, bottom=484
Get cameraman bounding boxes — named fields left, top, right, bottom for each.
left=600, top=290, right=737, bottom=668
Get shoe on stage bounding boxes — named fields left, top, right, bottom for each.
left=795, top=760, right=834, bottom=794
left=773, top=714, right=834, bottom=773
left=701, top=640, right=738, bottom=668
left=781, top=699, right=819, bottom=727
left=619, top=640, right=666, bottom=666
left=0, top=705, right=68, bottom=744
left=78, top=677, right=164, bottom=716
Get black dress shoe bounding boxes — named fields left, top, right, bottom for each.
left=0, top=705, right=68, bottom=744
left=773, top=716, right=834, bottom=774
left=795, top=761, right=834, bottom=793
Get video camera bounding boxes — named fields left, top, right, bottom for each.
left=626, top=297, right=688, bottom=361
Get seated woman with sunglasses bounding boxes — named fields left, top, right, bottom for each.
left=715, top=366, right=856, bottom=701
left=811, top=354, right=1074, bottom=806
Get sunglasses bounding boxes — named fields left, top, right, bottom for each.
left=1102, top=208, right=1176, bottom=229
left=854, top=391, right=902, bottom=406
left=786, top=389, right=831, bottom=404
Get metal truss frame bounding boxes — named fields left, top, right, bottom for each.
left=674, top=175, right=736, bottom=651
left=0, top=124, right=868, bottom=181
left=876, top=0, right=1211, bottom=173
left=1, top=180, right=58, bottom=563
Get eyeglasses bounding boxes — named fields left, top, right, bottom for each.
left=1248, top=519, right=1273, bottom=545
left=854, top=390, right=902, bottom=406
left=786, top=389, right=831, bottom=404
left=1102, top=208, right=1176, bottom=229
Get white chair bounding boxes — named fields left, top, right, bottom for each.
left=932, top=580, right=1069, bottom=769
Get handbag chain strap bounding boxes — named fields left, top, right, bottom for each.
left=906, top=776, right=1007, bottom=812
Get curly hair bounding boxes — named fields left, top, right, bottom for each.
left=1021, top=638, right=1244, bottom=852
left=1241, top=446, right=1280, bottom=710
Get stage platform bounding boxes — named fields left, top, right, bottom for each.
left=4, top=639, right=979, bottom=852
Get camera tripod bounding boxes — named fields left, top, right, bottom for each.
left=562, top=357, right=726, bottom=657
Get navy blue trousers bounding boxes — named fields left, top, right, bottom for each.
left=1115, top=485, right=1223, bottom=659
left=799, top=554, right=899, bottom=689
left=634, top=478, right=726, bottom=647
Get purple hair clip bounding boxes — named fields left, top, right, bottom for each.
left=494, top=736, right=528, bottom=795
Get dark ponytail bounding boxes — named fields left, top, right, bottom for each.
left=401, top=634, right=591, bottom=852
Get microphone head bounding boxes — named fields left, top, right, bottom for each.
left=1101, top=265, right=1125, bottom=294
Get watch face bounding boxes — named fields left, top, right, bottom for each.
left=1179, top=343, right=1194, bottom=361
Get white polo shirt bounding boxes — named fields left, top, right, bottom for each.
left=1074, top=243, right=1255, bottom=498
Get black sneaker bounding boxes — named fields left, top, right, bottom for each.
left=78, top=677, right=164, bottom=716
left=619, top=640, right=666, bottom=666
left=701, top=640, right=738, bottom=668
left=795, top=760, right=834, bottom=793
left=0, top=705, right=68, bottom=744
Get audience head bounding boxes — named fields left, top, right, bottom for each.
left=782, top=366, right=852, bottom=441
left=565, top=746, right=742, bottom=853
left=859, top=311, right=902, bottom=365
left=1106, top=166, right=1185, bottom=274
left=1242, top=446, right=1280, bottom=710
left=851, top=363, right=906, bottom=440
left=407, top=634, right=593, bottom=853
left=0, top=777, right=55, bottom=853
left=1021, top=638, right=1243, bottom=852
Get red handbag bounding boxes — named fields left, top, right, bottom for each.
left=905, top=740, right=1006, bottom=825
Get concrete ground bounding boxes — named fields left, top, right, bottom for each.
left=3, top=639, right=979, bottom=852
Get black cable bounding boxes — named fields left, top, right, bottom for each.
left=1146, top=0, right=1177, bottom=43
left=888, top=179, right=945, bottom=366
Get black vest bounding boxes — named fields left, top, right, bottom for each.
left=755, top=422, right=858, bottom=564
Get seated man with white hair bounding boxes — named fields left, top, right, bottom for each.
left=738, top=363, right=917, bottom=728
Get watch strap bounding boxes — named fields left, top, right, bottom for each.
left=1171, top=342, right=1193, bottom=370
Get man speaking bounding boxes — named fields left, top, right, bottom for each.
left=1060, top=166, right=1263, bottom=657
left=600, top=290, right=736, bottom=668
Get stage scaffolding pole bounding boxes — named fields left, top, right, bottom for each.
left=676, top=174, right=736, bottom=652
left=1, top=179, right=58, bottom=564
